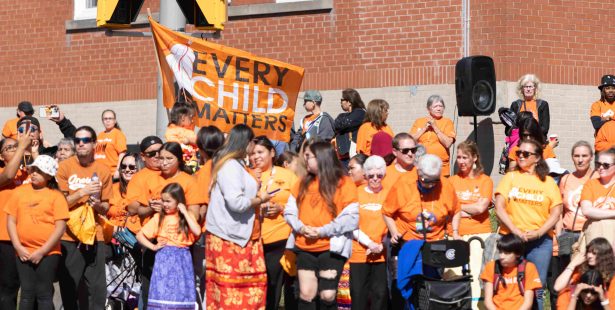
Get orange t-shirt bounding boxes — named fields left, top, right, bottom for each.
left=294, top=176, right=358, bottom=252
left=595, top=120, right=615, bottom=152
left=410, top=117, right=456, bottom=176
left=94, top=128, right=127, bottom=175
left=349, top=185, right=388, bottom=263
left=56, top=156, right=113, bottom=242
left=2, top=117, right=19, bottom=140
left=126, top=167, right=161, bottom=209
left=0, top=168, right=29, bottom=241
left=140, top=212, right=196, bottom=248
left=495, top=171, right=562, bottom=235
left=508, top=144, right=556, bottom=161
left=4, top=184, right=69, bottom=256
left=108, top=183, right=142, bottom=233
left=556, top=271, right=615, bottom=309
left=580, top=179, right=615, bottom=210
left=449, top=173, right=493, bottom=235
left=590, top=99, right=615, bottom=120
left=149, top=172, right=202, bottom=207
left=259, top=166, right=298, bottom=245
left=382, top=164, right=416, bottom=192
left=382, top=174, right=460, bottom=241
left=194, top=161, right=212, bottom=232
left=356, top=123, right=394, bottom=156
left=560, top=172, right=597, bottom=231
left=519, top=100, right=539, bottom=122
left=480, top=260, right=542, bottom=309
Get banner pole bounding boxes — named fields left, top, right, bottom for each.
left=156, top=0, right=186, bottom=138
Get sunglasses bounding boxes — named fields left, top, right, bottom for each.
left=120, top=164, right=137, bottom=171
left=18, top=125, right=39, bottom=133
left=397, top=147, right=418, bottom=155
left=420, top=176, right=440, bottom=185
left=366, top=174, right=384, bottom=180
left=143, top=149, right=161, bottom=158
left=1, top=144, right=17, bottom=153
left=595, top=161, right=614, bottom=170
left=73, top=137, right=93, bottom=145
left=515, top=150, right=538, bottom=158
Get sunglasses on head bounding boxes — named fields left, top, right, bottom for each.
left=18, top=125, right=38, bottom=133
left=397, top=147, right=418, bottom=155
left=73, top=137, right=93, bottom=145
left=143, top=149, right=161, bottom=158
left=595, top=161, right=614, bottom=170
left=366, top=173, right=384, bottom=180
left=515, top=150, right=538, bottom=158
left=120, top=163, right=137, bottom=171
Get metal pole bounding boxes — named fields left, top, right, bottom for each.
left=156, top=0, right=186, bottom=138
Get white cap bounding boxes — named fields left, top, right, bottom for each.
left=28, top=155, right=58, bottom=177
left=545, top=158, right=567, bottom=175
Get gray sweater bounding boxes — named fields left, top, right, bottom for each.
left=205, top=159, right=258, bottom=248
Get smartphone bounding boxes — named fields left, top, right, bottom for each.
left=39, top=106, right=60, bottom=118
left=267, top=188, right=281, bottom=196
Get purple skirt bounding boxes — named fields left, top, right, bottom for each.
left=147, top=246, right=196, bottom=309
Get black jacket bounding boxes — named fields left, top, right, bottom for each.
left=510, top=99, right=550, bottom=136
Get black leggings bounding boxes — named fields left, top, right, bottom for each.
left=16, top=254, right=60, bottom=310
left=264, top=240, right=297, bottom=310
left=0, top=241, right=18, bottom=310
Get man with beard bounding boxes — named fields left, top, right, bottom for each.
left=591, top=75, right=615, bottom=151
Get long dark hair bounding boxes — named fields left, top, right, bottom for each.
left=169, top=101, right=196, bottom=125
left=297, top=140, right=345, bottom=217
left=118, top=152, right=144, bottom=196
left=579, top=237, right=615, bottom=285
left=211, top=124, right=254, bottom=187
left=519, top=117, right=546, bottom=145
left=574, top=269, right=605, bottom=309
left=158, top=183, right=190, bottom=237
left=342, top=88, right=365, bottom=110
left=160, top=142, right=191, bottom=175
left=516, top=138, right=549, bottom=181
left=196, top=126, right=224, bottom=162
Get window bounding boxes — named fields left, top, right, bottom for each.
left=73, top=0, right=98, bottom=20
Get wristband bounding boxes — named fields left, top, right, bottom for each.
left=601, top=299, right=610, bottom=306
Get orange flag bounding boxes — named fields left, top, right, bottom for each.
left=150, top=16, right=304, bottom=142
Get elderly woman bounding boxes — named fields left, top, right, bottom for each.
left=349, top=155, right=389, bottom=310
left=495, top=138, right=563, bottom=310
left=410, top=95, right=456, bottom=176
left=55, top=138, right=75, bottom=162
left=383, top=154, right=461, bottom=308
left=510, top=74, right=550, bottom=137
left=579, top=147, right=615, bottom=246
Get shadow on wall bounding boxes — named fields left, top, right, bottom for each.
left=454, top=118, right=496, bottom=176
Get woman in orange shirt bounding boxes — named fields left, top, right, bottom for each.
left=356, top=99, right=394, bottom=156
left=249, top=136, right=299, bottom=310
left=6, top=155, right=69, bottom=310
left=284, top=140, right=358, bottom=310
left=194, top=126, right=224, bottom=223
left=410, top=95, right=456, bottom=176
left=107, top=152, right=143, bottom=230
left=510, top=74, right=550, bottom=137
left=95, top=109, right=127, bottom=180
left=449, top=141, right=493, bottom=308
left=495, top=138, right=563, bottom=309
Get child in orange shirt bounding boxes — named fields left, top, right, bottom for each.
left=481, top=234, right=543, bottom=310
left=136, top=183, right=201, bottom=309
left=165, top=102, right=199, bottom=172
left=5, top=155, right=69, bottom=309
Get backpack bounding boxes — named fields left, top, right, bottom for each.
left=492, top=259, right=527, bottom=296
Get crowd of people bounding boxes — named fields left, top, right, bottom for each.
left=0, top=72, right=614, bottom=310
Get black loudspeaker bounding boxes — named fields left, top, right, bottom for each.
left=455, top=56, right=496, bottom=116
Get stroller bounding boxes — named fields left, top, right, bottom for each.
left=409, top=237, right=484, bottom=309
left=105, top=239, right=141, bottom=310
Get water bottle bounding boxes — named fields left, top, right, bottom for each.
left=91, top=172, right=100, bottom=200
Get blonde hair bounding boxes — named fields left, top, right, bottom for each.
left=516, top=74, right=541, bottom=100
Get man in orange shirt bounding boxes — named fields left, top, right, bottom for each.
left=2, top=101, right=34, bottom=140
left=591, top=75, right=615, bottom=151
left=381, top=133, right=420, bottom=190
left=56, top=126, right=113, bottom=310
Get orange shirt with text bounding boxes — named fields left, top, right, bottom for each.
left=356, top=123, right=394, bottom=156
left=5, top=184, right=69, bottom=256
left=480, top=260, right=542, bottom=309
left=95, top=128, right=127, bottom=174
left=293, top=176, right=358, bottom=252
left=349, top=186, right=388, bottom=263
left=590, top=99, right=615, bottom=119
left=141, top=212, right=196, bottom=248
left=410, top=117, right=456, bottom=175
left=580, top=179, right=615, bottom=210
left=449, top=173, right=493, bottom=235
left=560, top=172, right=597, bottom=231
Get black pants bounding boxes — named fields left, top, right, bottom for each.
left=350, top=262, right=388, bottom=310
left=58, top=241, right=106, bottom=310
left=140, top=247, right=155, bottom=310
left=0, top=241, right=18, bottom=310
left=264, top=240, right=297, bottom=310
left=16, top=254, right=60, bottom=310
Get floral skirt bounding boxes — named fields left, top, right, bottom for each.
left=337, top=262, right=352, bottom=309
left=148, top=246, right=196, bottom=309
left=205, top=233, right=267, bottom=310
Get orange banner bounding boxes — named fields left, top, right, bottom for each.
left=150, top=17, right=304, bottom=142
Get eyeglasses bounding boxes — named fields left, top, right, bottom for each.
left=1, top=144, right=17, bottom=153
left=397, top=147, right=418, bottom=155
left=143, top=149, right=161, bottom=158
left=420, top=177, right=440, bottom=185
left=366, top=174, right=384, bottom=180
left=73, top=137, right=93, bottom=145
left=522, top=85, right=535, bottom=89
left=102, top=117, right=115, bottom=121
left=18, top=125, right=39, bottom=133
left=515, top=150, right=538, bottom=158
left=595, top=161, right=614, bottom=170
left=120, top=164, right=137, bottom=171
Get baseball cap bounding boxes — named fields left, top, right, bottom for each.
left=303, top=90, right=322, bottom=102
left=140, top=136, right=163, bottom=152
left=17, top=101, right=34, bottom=114
left=28, top=155, right=58, bottom=177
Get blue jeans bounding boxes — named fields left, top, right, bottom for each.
left=524, top=235, right=552, bottom=310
